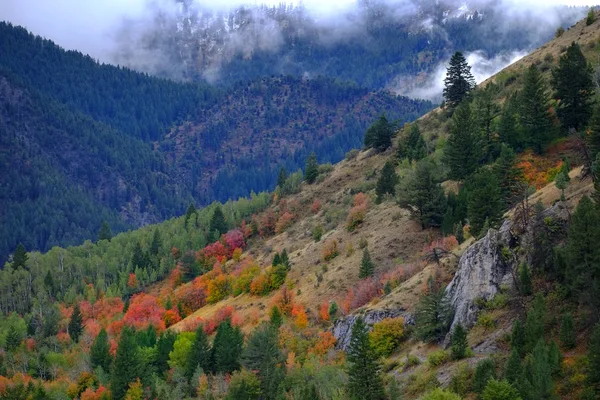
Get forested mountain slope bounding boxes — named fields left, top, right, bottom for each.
left=0, top=22, right=432, bottom=264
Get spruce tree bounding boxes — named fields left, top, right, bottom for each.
left=242, top=323, right=285, bottom=400
left=269, top=306, right=283, bottom=328
left=111, top=326, right=141, bottom=400
left=184, top=203, right=196, bottom=229
left=467, top=168, right=503, bottom=237
left=186, top=326, right=212, bottom=381
left=519, top=64, right=554, bottom=153
left=587, top=104, right=600, bottom=161
left=414, top=280, right=454, bottom=343
left=519, top=264, right=532, bottom=296
left=212, top=319, right=244, bottom=374
left=304, top=152, right=319, bottom=184
left=150, top=229, right=162, bottom=256
left=525, top=295, right=546, bottom=354
left=346, top=318, right=386, bottom=400
left=375, top=160, right=399, bottom=203
left=493, top=144, right=523, bottom=208
left=444, top=102, right=481, bottom=180
left=443, top=51, right=476, bottom=109
left=5, top=325, right=21, bottom=351
left=587, top=323, right=600, bottom=397
left=451, top=323, right=469, bottom=360
left=91, top=328, right=112, bottom=372
left=473, top=358, right=497, bottom=394
left=525, top=340, right=553, bottom=399
left=359, top=248, right=375, bottom=278
left=504, top=348, right=522, bottom=384
left=209, top=205, right=228, bottom=236
left=68, top=303, right=83, bottom=343
left=473, top=83, right=501, bottom=161
left=498, top=92, right=522, bottom=151
left=364, top=115, right=395, bottom=152
left=280, top=249, right=290, bottom=269
left=559, top=313, right=576, bottom=350
left=552, top=42, right=595, bottom=131
left=277, top=166, right=288, bottom=190
left=156, top=331, right=176, bottom=376
left=12, top=243, right=28, bottom=270
left=397, top=160, right=447, bottom=229
left=405, top=124, right=427, bottom=162
left=511, top=320, right=526, bottom=356
left=98, top=221, right=113, bottom=242
left=548, top=340, right=562, bottom=375
left=131, top=242, right=145, bottom=269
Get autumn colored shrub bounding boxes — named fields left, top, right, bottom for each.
left=259, top=209, right=277, bottom=237
left=292, top=304, right=308, bottom=329
left=312, top=199, right=321, bottom=214
left=203, top=242, right=228, bottom=264
left=123, top=293, right=166, bottom=332
left=222, top=229, right=245, bottom=254
left=272, top=286, right=296, bottom=316
left=369, top=317, right=406, bottom=356
left=173, top=281, right=207, bottom=315
left=206, top=274, right=231, bottom=304
left=343, top=277, right=383, bottom=312
left=322, top=240, right=339, bottom=261
left=232, top=263, right=260, bottom=296
left=250, top=274, right=271, bottom=296
left=203, top=306, right=242, bottom=335
left=517, top=150, right=563, bottom=189
left=309, top=331, right=337, bottom=356
left=232, top=248, right=243, bottom=262
left=276, top=211, right=295, bottom=234
left=319, top=302, right=330, bottom=322
left=127, top=273, right=138, bottom=290
left=162, top=307, right=182, bottom=327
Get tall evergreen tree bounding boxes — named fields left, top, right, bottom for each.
left=150, top=229, right=162, bottom=256
left=519, top=64, right=554, bottom=153
left=359, top=248, right=375, bottom=278
left=587, top=323, right=600, bottom=397
left=375, top=160, right=399, bottom=203
left=519, top=264, right=533, bottom=296
left=184, top=203, right=196, bottom=229
left=212, top=319, right=244, bottom=374
left=493, top=144, right=523, bottom=208
left=5, top=325, right=21, bottom=351
left=346, top=318, right=386, bottom=400
left=111, top=326, right=141, bottom=400
left=559, top=313, right=576, bottom=350
left=415, top=279, right=454, bottom=343
left=186, top=326, right=212, bottom=381
left=525, top=295, right=547, bottom=354
left=209, top=205, right=228, bottom=237
left=242, top=323, right=285, bottom=400
left=364, top=115, right=395, bottom=152
left=504, top=348, right=522, bottom=384
left=473, top=83, right=501, bottom=161
left=498, top=92, right=522, bottom=151
left=98, top=221, right=113, bottom=242
left=524, top=340, right=553, bottom=400
left=443, top=51, right=476, bottom=109
left=12, top=243, right=28, bottom=270
left=269, top=306, right=283, bottom=328
left=451, top=323, right=469, bottom=360
left=403, top=124, right=427, bottom=162
left=511, top=320, right=526, bottom=356
left=304, top=153, right=319, bottom=184
left=90, top=328, right=112, bottom=372
left=131, top=242, right=145, bottom=269
left=156, top=331, right=176, bottom=376
left=467, top=168, right=504, bottom=237
left=397, top=160, right=447, bottom=229
left=444, top=102, right=481, bottom=180
left=277, top=166, right=288, bottom=190
left=68, top=303, right=83, bottom=343
left=552, top=42, right=595, bottom=131
left=587, top=104, right=600, bottom=162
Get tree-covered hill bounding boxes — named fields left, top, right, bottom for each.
left=0, top=22, right=432, bottom=264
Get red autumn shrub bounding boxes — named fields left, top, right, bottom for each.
left=311, top=199, right=321, bottom=214
left=275, top=212, right=295, bottom=234
left=123, top=293, right=166, bottom=332
left=223, top=229, right=245, bottom=253
left=259, top=210, right=277, bottom=237
left=272, top=286, right=295, bottom=316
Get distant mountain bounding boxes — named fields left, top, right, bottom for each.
left=110, top=0, right=588, bottom=89
left=0, top=22, right=431, bottom=264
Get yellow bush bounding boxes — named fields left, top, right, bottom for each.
left=369, top=317, right=405, bottom=356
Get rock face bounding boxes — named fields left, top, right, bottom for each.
left=445, top=222, right=515, bottom=333
left=331, top=309, right=414, bottom=351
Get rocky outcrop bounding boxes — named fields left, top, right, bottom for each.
left=331, top=309, right=414, bottom=350
left=444, top=221, right=515, bottom=333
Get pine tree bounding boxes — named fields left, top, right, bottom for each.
left=525, top=295, right=546, bottom=354
left=280, top=249, right=290, bottom=269
left=375, top=160, right=399, bottom=203
left=451, top=323, right=469, bottom=360
left=552, top=42, right=595, bottom=131
left=186, top=326, right=212, bottom=381
left=548, top=340, right=562, bottom=375
left=444, top=102, right=481, bottom=180
left=498, top=92, right=522, bottom=151
left=346, top=318, right=386, bottom=400
left=559, top=313, right=576, bottom=350
left=587, top=323, right=600, bottom=396
left=524, top=340, right=553, bottom=399
left=269, top=306, right=283, bottom=328
left=511, top=320, right=526, bottom=356
left=587, top=105, right=600, bottom=161
left=91, top=328, right=112, bottom=372
left=111, top=326, right=141, bottom=400
left=277, top=166, right=288, bottom=190
left=242, top=323, right=285, bottom=400
left=184, top=203, right=196, bottom=229
left=209, top=205, right=228, bottom=236
left=397, top=160, right=447, bottom=229
left=588, top=7, right=597, bottom=25
left=555, top=169, right=569, bottom=201
left=12, top=243, right=28, bottom=270
left=473, top=358, right=497, bottom=394
left=304, top=152, right=319, bottom=184
left=131, top=242, right=145, bottom=269
left=359, top=248, right=375, bottom=278
left=467, top=168, right=503, bottom=237
left=68, top=303, right=83, bottom=343
left=493, top=144, right=523, bottom=208
left=504, top=348, right=522, bottom=384
left=415, top=280, right=454, bottom=343
left=150, top=229, right=162, bottom=256
left=443, top=51, right=476, bottom=109
left=519, top=64, right=554, bottom=153
left=364, top=115, right=395, bottom=152
left=98, top=221, right=113, bottom=242
left=156, top=331, right=176, bottom=375
left=5, top=325, right=21, bottom=351
left=405, top=124, right=427, bottom=162
left=473, top=83, right=501, bottom=161
left=519, top=264, right=532, bottom=296
left=212, top=319, right=244, bottom=374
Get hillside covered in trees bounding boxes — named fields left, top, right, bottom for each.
left=2, top=9, right=600, bottom=400
left=0, top=22, right=431, bottom=265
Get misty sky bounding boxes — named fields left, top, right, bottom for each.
left=2, top=0, right=598, bottom=62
